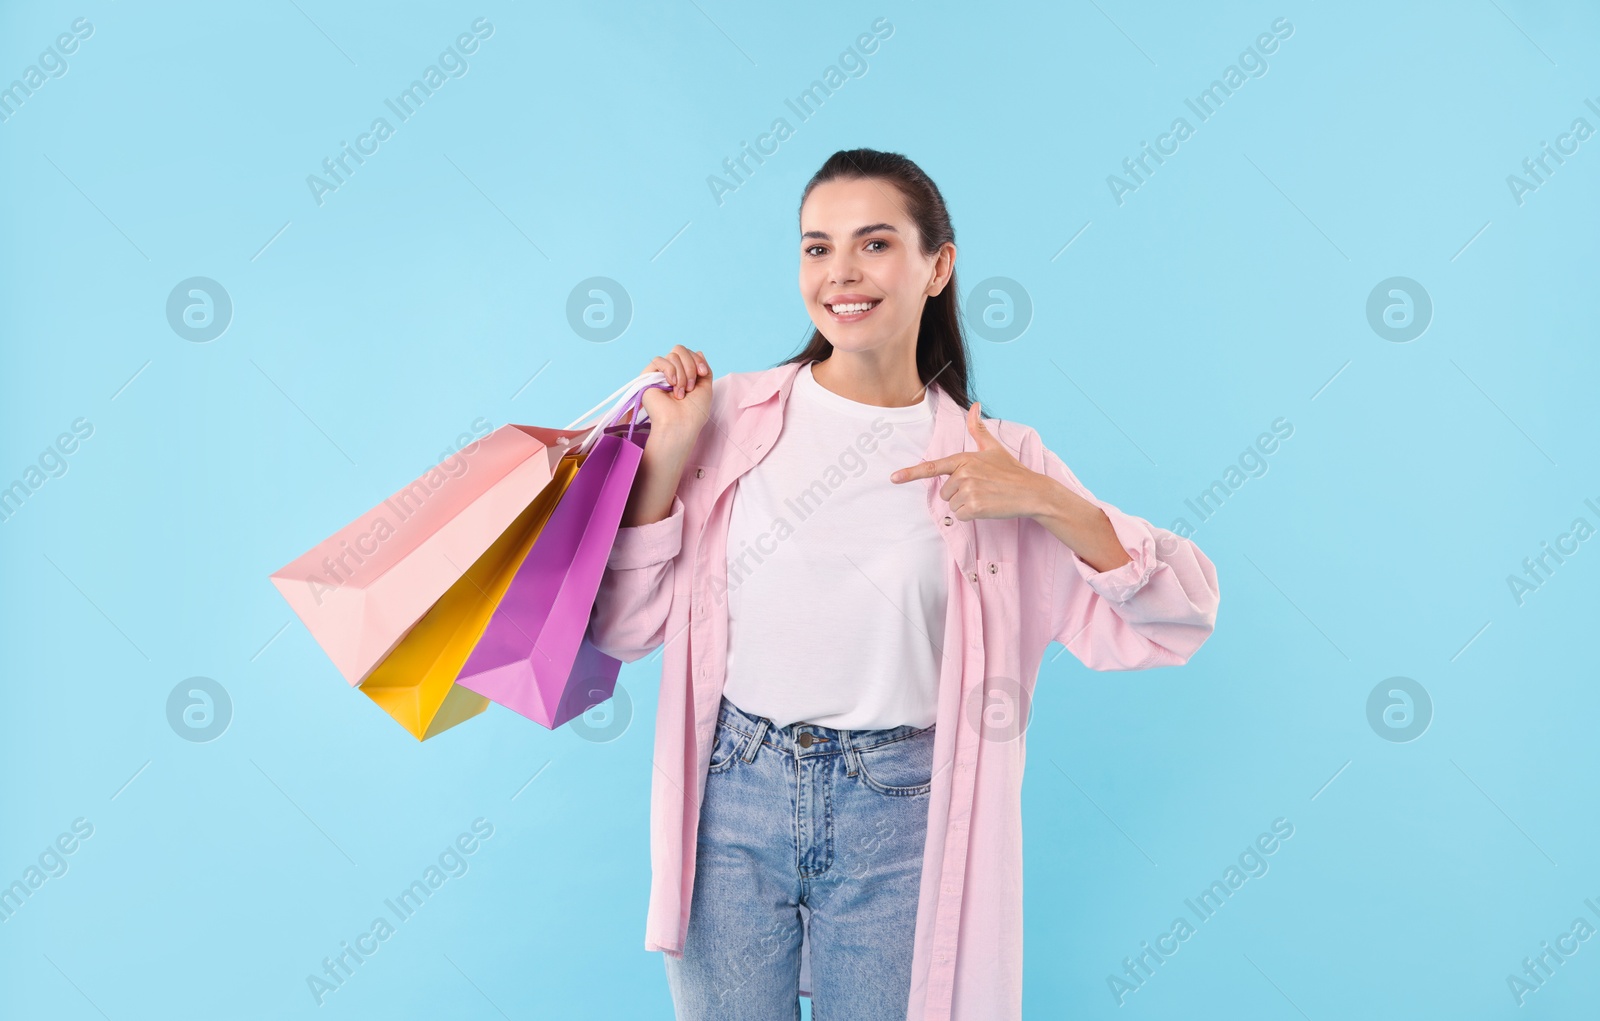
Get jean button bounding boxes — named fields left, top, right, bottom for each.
left=798, top=732, right=814, bottom=748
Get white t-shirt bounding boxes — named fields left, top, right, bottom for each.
left=720, top=360, right=947, bottom=730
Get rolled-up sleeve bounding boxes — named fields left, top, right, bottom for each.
left=607, top=495, right=686, bottom=570
left=588, top=495, right=686, bottom=663
left=1037, top=443, right=1220, bottom=670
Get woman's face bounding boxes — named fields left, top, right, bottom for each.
left=798, top=177, right=953, bottom=357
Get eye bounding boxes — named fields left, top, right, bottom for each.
left=865, top=239, right=889, bottom=252
left=804, top=244, right=827, bottom=257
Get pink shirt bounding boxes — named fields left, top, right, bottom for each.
left=587, top=358, right=1221, bottom=1019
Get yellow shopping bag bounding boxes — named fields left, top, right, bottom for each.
left=358, top=452, right=584, bottom=739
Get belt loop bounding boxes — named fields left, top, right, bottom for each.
left=742, top=716, right=770, bottom=763
left=841, top=726, right=860, bottom=777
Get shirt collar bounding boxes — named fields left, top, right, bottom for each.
left=737, top=359, right=805, bottom=409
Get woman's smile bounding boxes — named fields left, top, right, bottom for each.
left=825, top=296, right=883, bottom=323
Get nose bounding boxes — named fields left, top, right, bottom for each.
left=830, top=257, right=860, bottom=286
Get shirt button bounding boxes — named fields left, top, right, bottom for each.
left=988, top=562, right=997, bottom=574
left=943, top=515, right=952, bottom=526
left=969, top=571, right=978, bottom=583
left=695, top=467, right=704, bottom=478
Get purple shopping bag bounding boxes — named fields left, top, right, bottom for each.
left=454, top=388, right=661, bottom=728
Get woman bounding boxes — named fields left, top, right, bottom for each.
left=588, top=149, right=1221, bottom=1020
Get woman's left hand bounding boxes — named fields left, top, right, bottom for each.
left=889, top=402, right=1050, bottom=521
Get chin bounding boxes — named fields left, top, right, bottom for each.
left=818, top=333, right=880, bottom=352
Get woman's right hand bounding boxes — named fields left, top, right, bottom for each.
left=637, top=345, right=712, bottom=447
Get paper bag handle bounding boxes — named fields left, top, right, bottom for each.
left=563, top=371, right=674, bottom=456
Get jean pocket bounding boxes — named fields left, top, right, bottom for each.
left=853, top=727, right=936, bottom=796
left=706, top=720, right=748, bottom=775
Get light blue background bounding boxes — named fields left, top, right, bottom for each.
left=2, top=1, right=1597, bottom=1017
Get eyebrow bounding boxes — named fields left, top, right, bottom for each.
left=800, top=222, right=899, bottom=242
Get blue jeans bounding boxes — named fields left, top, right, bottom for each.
left=664, top=695, right=936, bottom=1020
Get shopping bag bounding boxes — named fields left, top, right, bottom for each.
left=455, top=379, right=667, bottom=728
left=357, top=453, right=585, bottom=740
left=270, top=424, right=587, bottom=686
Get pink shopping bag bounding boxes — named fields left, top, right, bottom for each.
left=270, top=424, right=587, bottom=686
left=454, top=389, right=663, bottom=728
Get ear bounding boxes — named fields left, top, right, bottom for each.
left=925, top=241, right=957, bottom=297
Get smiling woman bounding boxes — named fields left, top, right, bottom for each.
left=794, top=153, right=974, bottom=414
left=591, top=148, right=1221, bottom=1021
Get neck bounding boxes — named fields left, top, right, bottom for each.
left=810, top=345, right=925, bottom=408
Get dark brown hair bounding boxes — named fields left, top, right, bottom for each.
left=780, top=148, right=982, bottom=415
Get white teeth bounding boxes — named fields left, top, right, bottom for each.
left=829, top=301, right=877, bottom=314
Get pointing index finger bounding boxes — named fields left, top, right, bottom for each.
left=891, top=453, right=963, bottom=483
